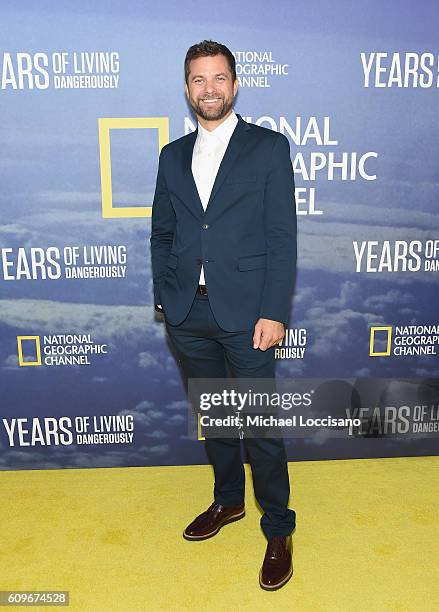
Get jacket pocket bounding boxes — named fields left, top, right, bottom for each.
left=238, top=253, right=267, bottom=271
left=166, top=253, right=178, bottom=269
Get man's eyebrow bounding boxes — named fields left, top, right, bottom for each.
left=191, top=72, right=230, bottom=81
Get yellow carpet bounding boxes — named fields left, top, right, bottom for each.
left=0, top=456, right=438, bottom=611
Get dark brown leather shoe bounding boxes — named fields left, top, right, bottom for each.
left=259, top=535, right=293, bottom=590
left=183, top=501, right=245, bottom=541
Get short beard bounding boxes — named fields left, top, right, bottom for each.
left=190, top=94, right=235, bottom=122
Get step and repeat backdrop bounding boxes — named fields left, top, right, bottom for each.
left=1, top=1, right=438, bottom=469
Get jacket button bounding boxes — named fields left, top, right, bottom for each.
left=202, top=223, right=209, bottom=229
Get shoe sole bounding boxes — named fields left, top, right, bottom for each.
left=259, top=564, right=293, bottom=591
left=182, top=510, right=245, bottom=541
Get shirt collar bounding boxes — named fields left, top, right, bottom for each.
left=197, top=110, right=238, bottom=147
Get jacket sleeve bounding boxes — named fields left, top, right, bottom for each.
left=150, top=145, right=176, bottom=305
left=259, top=133, right=297, bottom=326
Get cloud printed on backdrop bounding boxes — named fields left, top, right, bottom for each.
left=1, top=0, right=438, bottom=469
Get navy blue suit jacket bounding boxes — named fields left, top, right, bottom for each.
left=150, top=113, right=297, bottom=332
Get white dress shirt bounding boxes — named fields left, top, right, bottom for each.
left=192, top=110, right=238, bottom=285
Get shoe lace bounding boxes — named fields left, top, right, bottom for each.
left=267, top=536, right=286, bottom=560
left=208, top=502, right=222, bottom=513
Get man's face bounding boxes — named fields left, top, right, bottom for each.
left=185, top=54, right=238, bottom=122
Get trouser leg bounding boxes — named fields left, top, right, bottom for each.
left=214, top=322, right=296, bottom=539
left=165, top=294, right=245, bottom=507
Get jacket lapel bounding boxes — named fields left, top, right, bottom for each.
left=182, top=128, right=204, bottom=217
left=206, top=114, right=251, bottom=212
left=182, top=113, right=251, bottom=217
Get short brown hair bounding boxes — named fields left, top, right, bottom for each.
left=184, top=39, right=236, bottom=84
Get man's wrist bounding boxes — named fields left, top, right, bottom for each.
left=258, top=316, right=286, bottom=326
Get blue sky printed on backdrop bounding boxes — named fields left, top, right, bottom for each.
left=0, top=0, right=438, bottom=469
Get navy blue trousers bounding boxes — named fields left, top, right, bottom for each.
left=165, top=291, right=296, bottom=539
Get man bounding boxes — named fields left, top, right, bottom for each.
left=150, top=40, right=297, bottom=590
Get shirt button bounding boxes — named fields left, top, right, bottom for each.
left=202, top=224, right=209, bottom=229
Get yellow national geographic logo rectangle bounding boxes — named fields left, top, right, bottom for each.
left=197, top=414, right=205, bottom=441
left=369, top=326, right=392, bottom=357
left=98, top=117, right=169, bottom=219
left=17, top=335, right=42, bottom=366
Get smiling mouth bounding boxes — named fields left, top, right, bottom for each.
left=201, top=98, right=221, bottom=104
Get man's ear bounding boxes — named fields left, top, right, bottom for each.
left=233, top=78, right=238, bottom=97
left=184, top=82, right=189, bottom=98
